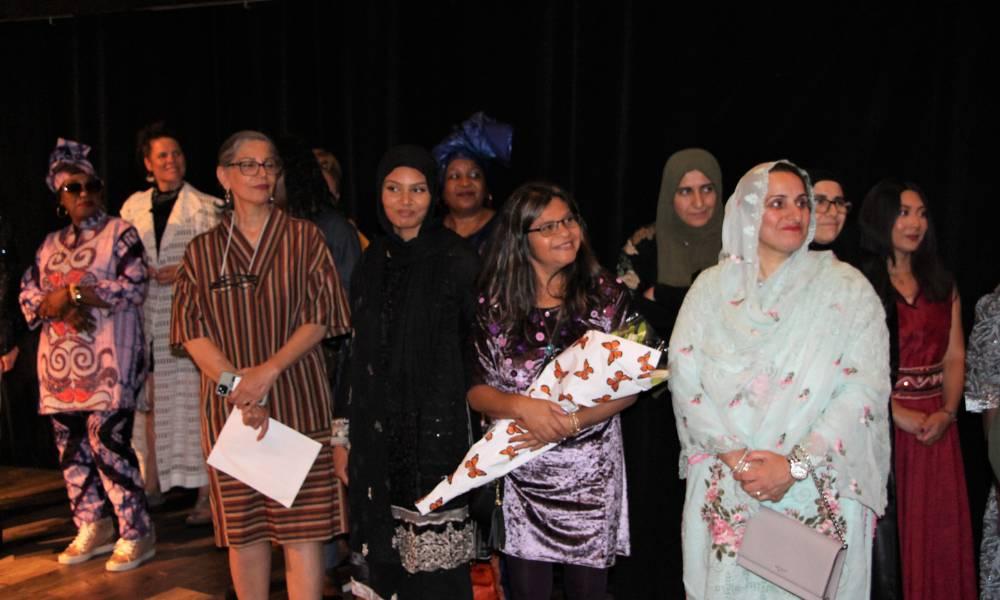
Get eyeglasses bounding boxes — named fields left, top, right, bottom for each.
left=226, top=158, right=283, bottom=177
left=60, top=180, right=104, bottom=195
left=527, top=214, right=581, bottom=237
left=815, top=195, right=852, bottom=214
left=210, top=273, right=259, bottom=291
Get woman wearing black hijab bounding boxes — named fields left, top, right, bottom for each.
left=334, top=145, right=479, bottom=599
left=805, top=168, right=862, bottom=266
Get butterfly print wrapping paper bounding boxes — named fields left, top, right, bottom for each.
left=415, top=329, right=667, bottom=514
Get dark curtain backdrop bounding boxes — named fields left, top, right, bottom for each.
left=1, top=0, right=996, bottom=586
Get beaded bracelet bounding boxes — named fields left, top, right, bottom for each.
left=331, top=418, right=350, bottom=447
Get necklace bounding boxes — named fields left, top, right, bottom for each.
left=219, top=208, right=273, bottom=280
left=539, top=305, right=565, bottom=359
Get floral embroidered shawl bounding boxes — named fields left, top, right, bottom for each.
left=667, top=161, right=892, bottom=596
left=669, top=160, right=891, bottom=511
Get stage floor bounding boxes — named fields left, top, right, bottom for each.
left=0, top=466, right=298, bottom=599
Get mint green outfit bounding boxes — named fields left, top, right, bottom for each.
left=668, top=161, right=892, bottom=599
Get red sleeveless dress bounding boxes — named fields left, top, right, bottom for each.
left=893, top=293, right=976, bottom=599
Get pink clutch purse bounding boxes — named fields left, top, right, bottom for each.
left=737, top=506, right=847, bottom=599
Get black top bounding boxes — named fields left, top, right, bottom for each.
left=613, top=229, right=688, bottom=599
left=619, top=235, right=694, bottom=339
left=310, top=204, right=362, bottom=297
left=341, top=225, right=479, bottom=562
left=465, top=213, right=498, bottom=255
left=150, top=187, right=180, bottom=253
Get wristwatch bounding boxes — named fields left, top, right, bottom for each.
left=787, top=445, right=810, bottom=481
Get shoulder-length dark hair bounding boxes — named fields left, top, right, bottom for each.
left=276, top=136, right=336, bottom=219
left=478, top=181, right=602, bottom=333
left=859, top=178, right=953, bottom=304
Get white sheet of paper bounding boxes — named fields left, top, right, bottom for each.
left=206, top=410, right=322, bottom=508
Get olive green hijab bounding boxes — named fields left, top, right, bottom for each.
left=654, top=148, right=724, bottom=286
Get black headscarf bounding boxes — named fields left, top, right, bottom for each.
left=804, top=167, right=861, bottom=263
left=374, top=144, right=442, bottom=241
left=805, top=168, right=841, bottom=256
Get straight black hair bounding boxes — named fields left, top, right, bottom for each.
left=859, top=179, right=953, bottom=305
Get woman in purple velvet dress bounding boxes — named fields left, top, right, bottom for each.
left=468, top=182, right=636, bottom=600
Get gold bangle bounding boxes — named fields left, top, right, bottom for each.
left=569, top=412, right=581, bottom=436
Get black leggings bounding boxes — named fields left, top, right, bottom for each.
left=505, top=554, right=608, bottom=600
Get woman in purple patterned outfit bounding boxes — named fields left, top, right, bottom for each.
left=19, top=138, right=154, bottom=572
left=468, top=182, right=637, bottom=600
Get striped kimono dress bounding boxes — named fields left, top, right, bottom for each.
left=171, top=207, right=350, bottom=547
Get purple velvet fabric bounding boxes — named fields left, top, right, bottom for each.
left=470, top=273, right=631, bottom=567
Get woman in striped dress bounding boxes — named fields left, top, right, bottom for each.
left=171, top=130, right=350, bottom=599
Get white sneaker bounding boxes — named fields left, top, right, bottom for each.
left=105, top=529, right=156, bottom=572
left=58, top=518, right=116, bottom=565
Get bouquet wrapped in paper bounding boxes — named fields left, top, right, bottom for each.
left=415, top=318, right=667, bottom=515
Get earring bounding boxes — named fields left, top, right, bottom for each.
left=145, top=172, right=155, bottom=184
left=56, top=204, right=68, bottom=218
left=223, top=188, right=233, bottom=208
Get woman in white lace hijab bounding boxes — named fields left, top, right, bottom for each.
left=668, top=161, right=892, bottom=598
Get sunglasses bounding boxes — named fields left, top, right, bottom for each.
left=59, top=180, right=104, bottom=195
left=210, top=273, right=259, bottom=292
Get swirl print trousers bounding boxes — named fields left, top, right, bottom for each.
left=50, top=410, right=151, bottom=540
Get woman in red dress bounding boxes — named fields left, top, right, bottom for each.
left=859, top=179, right=976, bottom=599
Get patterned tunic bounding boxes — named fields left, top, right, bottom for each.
left=121, top=182, right=219, bottom=489
left=19, top=212, right=148, bottom=413
left=171, top=208, right=350, bottom=547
